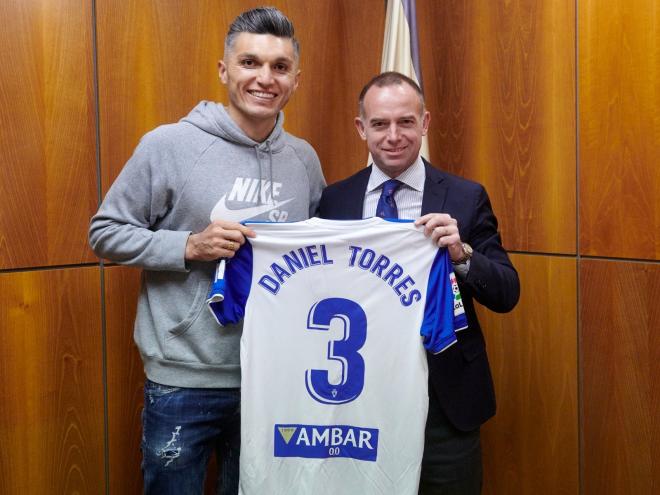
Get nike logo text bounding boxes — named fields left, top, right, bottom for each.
left=228, top=177, right=282, bottom=204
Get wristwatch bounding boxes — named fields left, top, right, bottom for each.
left=452, top=242, right=473, bottom=265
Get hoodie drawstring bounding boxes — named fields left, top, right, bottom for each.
left=254, top=140, right=274, bottom=206
left=254, top=146, right=263, bottom=205
left=266, top=140, right=274, bottom=205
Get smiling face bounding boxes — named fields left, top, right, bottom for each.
left=219, top=32, right=300, bottom=141
left=355, top=83, right=430, bottom=178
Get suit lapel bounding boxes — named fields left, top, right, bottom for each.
left=421, top=159, right=449, bottom=215
left=345, top=166, right=372, bottom=218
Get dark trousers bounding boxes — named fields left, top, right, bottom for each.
left=419, top=388, right=482, bottom=495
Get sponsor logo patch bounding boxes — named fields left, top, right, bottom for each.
left=274, top=424, right=379, bottom=461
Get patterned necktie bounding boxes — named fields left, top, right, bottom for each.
left=376, top=179, right=402, bottom=219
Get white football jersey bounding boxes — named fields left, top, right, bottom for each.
left=207, top=217, right=467, bottom=495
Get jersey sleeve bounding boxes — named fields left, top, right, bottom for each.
left=206, top=241, right=254, bottom=326
left=419, top=249, right=467, bottom=354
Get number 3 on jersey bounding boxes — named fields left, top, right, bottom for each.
left=305, top=298, right=366, bottom=404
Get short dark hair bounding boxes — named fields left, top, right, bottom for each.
left=225, top=7, right=299, bottom=59
left=358, top=71, right=425, bottom=117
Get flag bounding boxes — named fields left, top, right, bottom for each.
left=380, top=0, right=429, bottom=160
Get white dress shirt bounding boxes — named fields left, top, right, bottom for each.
left=363, top=157, right=426, bottom=220
left=362, top=157, right=470, bottom=276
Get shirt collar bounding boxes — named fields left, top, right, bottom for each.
left=366, top=156, right=426, bottom=193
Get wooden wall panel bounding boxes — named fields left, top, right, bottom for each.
left=581, top=260, right=659, bottom=494
left=96, top=0, right=225, bottom=192
left=105, top=266, right=143, bottom=495
left=0, top=267, right=104, bottom=494
left=480, top=254, right=578, bottom=494
left=418, top=0, right=576, bottom=254
left=96, top=0, right=385, bottom=191
left=0, top=0, right=97, bottom=269
left=579, top=0, right=659, bottom=260
left=284, top=1, right=385, bottom=183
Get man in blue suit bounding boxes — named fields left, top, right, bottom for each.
left=319, top=72, right=520, bottom=494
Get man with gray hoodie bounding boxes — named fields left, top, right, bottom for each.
left=89, top=7, right=325, bottom=494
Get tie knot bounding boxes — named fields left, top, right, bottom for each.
left=381, top=179, right=401, bottom=197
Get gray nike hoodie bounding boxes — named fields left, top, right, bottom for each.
left=89, top=101, right=325, bottom=388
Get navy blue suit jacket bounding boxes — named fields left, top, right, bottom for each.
left=319, top=160, right=520, bottom=431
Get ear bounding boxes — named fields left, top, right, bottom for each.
left=421, top=110, right=431, bottom=136
left=292, top=69, right=301, bottom=92
left=218, top=59, right=228, bottom=84
left=354, top=117, right=367, bottom=140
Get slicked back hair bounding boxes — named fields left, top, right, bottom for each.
left=358, top=71, right=425, bottom=117
left=225, top=7, right=299, bottom=60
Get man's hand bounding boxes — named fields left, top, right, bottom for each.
left=415, top=213, right=464, bottom=262
left=185, top=220, right=256, bottom=261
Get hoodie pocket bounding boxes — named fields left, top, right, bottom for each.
left=167, top=277, right=211, bottom=338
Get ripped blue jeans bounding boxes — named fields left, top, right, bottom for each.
left=141, top=379, right=240, bottom=495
